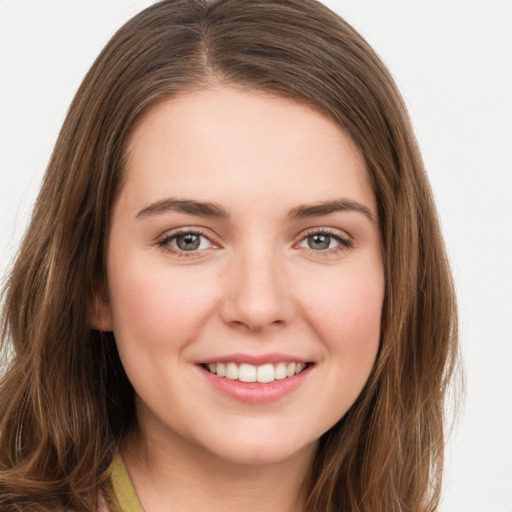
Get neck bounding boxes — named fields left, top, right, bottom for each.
left=120, top=425, right=316, bottom=512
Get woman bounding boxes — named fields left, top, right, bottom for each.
left=0, top=0, right=459, bottom=511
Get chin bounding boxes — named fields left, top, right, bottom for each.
left=193, top=428, right=319, bottom=467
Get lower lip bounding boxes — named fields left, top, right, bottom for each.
left=200, top=365, right=311, bottom=404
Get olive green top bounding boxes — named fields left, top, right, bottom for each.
left=104, top=455, right=144, bottom=512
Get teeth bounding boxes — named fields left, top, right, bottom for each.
left=216, top=362, right=226, bottom=377
left=257, top=363, right=275, bottom=383
left=275, top=362, right=287, bottom=380
left=239, top=363, right=257, bottom=382
left=204, top=361, right=308, bottom=383
left=226, top=362, right=239, bottom=380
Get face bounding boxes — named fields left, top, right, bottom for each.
left=98, top=85, right=384, bottom=466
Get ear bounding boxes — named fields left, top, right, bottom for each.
left=89, top=279, right=113, bottom=332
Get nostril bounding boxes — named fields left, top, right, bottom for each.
left=228, top=318, right=286, bottom=332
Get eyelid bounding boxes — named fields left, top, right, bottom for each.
left=156, top=226, right=353, bottom=257
left=157, top=227, right=221, bottom=256
left=295, top=227, right=353, bottom=252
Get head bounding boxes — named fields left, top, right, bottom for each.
left=0, top=1, right=458, bottom=511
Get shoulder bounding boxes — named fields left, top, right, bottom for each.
left=98, top=487, right=112, bottom=512
left=97, top=487, right=111, bottom=512
left=65, top=488, right=111, bottom=512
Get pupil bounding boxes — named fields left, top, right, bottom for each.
left=177, top=234, right=200, bottom=251
left=308, top=234, right=330, bottom=250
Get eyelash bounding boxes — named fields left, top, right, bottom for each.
left=157, top=228, right=216, bottom=257
left=157, top=227, right=353, bottom=257
left=297, top=228, right=353, bottom=256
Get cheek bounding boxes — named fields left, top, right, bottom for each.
left=107, top=261, right=219, bottom=350
left=299, top=267, right=384, bottom=360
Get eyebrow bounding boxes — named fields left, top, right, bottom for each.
left=135, top=197, right=375, bottom=222
left=287, top=199, right=375, bottom=222
left=136, top=198, right=229, bottom=220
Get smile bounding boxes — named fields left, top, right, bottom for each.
left=204, top=362, right=308, bottom=383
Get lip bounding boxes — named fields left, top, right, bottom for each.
left=198, top=360, right=313, bottom=404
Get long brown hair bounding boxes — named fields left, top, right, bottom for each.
left=0, top=1, right=459, bottom=510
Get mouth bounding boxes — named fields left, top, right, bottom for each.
left=198, top=357, right=313, bottom=404
left=201, top=361, right=311, bottom=384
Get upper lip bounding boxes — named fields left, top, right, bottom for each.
left=197, top=353, right=311, bottom=366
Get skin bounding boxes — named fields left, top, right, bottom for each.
left=94, top=85, right=385, bottom=511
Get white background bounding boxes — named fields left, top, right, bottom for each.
left=1, top=1, right=511, bottom=510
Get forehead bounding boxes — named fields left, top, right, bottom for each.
left=119, top=85, right=375, bottom=215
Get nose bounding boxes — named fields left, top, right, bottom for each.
left=220, top=248, right=294, bottom=332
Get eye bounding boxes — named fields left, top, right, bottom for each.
left=297, top=230, right=352, bottom=252
left=158, top=230, right=215, bottom=254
